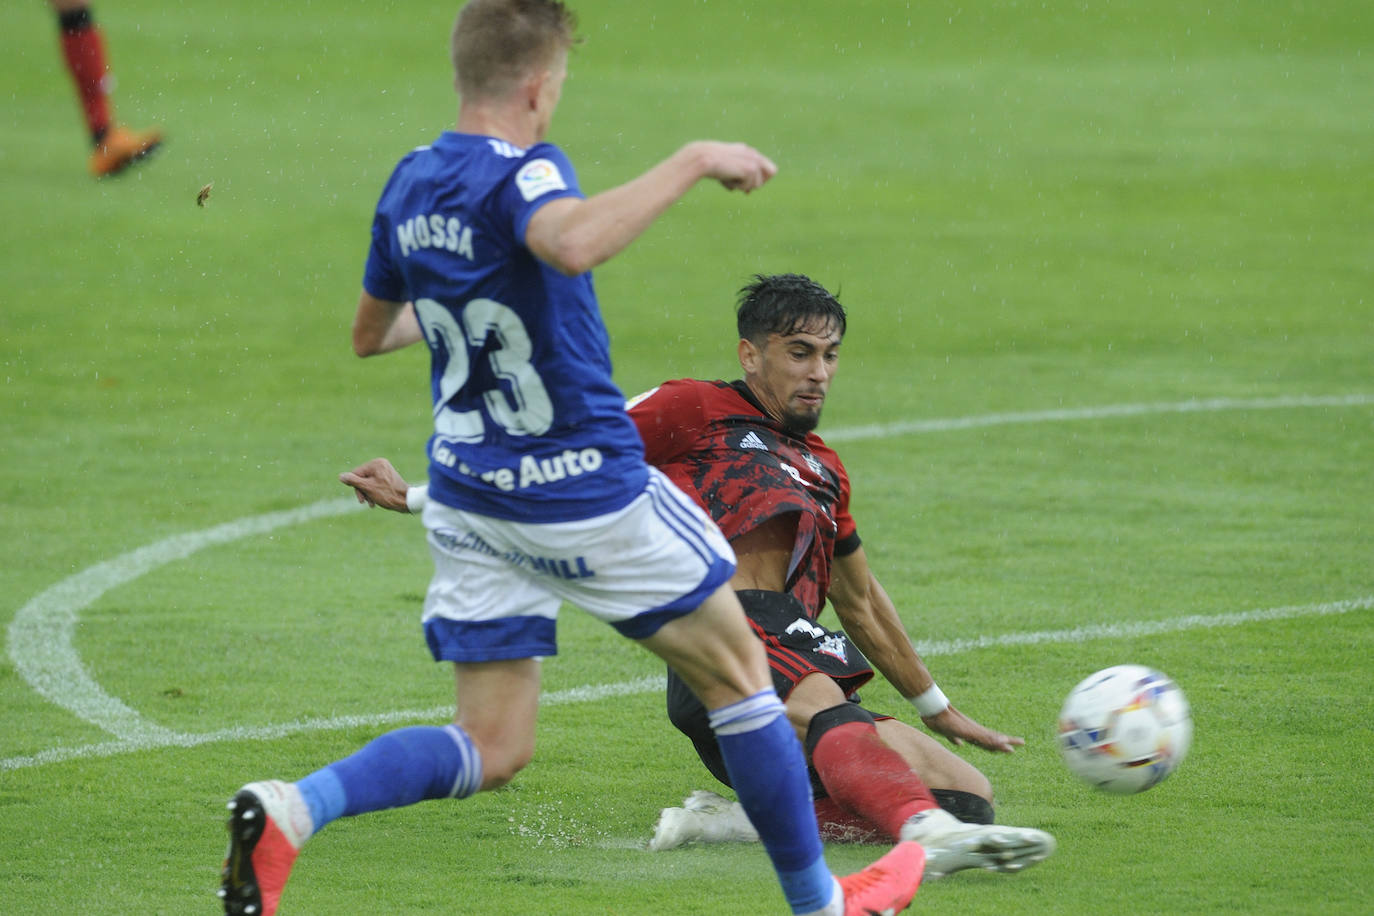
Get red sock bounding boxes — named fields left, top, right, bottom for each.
left=58, top=14, right=112, bottom=142
left=810, top=720, right=938, bottom=841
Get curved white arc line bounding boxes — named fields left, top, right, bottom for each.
left=0, top=674, right=669, bottom=771
left=4, top=393, right=1370, bottom=756
left=3, top=599, right=1368, bottom=772
left=6, top=498, right=363, bottom=740
left=824, top=393, right=1374, bottom=443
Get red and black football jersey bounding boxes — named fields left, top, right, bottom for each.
left=628, top=378, right=859, bottom=619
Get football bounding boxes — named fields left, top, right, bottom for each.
left=1058, top=664, right=1193, bottom=794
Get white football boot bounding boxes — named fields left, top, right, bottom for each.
left=899, top=807, right=1055, bottom=879
left=649, top=790, right=759, bottom=851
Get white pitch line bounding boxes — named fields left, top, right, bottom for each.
left=824, top=393, right=1374, bottom=442
left=3, top=599, right=1370, bottom=772
left=0, top=674, right=667, bottom=772
left=911, top=596, right=1374, bottom=657
left=5, top=393, right=1372, bottom=769
left=6, top=498, right=364, bottom=741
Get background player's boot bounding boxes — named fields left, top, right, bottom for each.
left=899, top=807, right=1055, bottom=879
left=649, top=790, right=759, bottom=850
left=219, top=780, right=312, bottom=916
left=89, top=125, right=162, bottom=177
left=837, top=840, right=925, bottom=915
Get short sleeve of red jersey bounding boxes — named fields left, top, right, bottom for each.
left=626, top=379, right=709, bottom=465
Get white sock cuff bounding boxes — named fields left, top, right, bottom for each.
left=443, top=723, right=483, bottom=799
left=706, top=688, right=785, bottom=736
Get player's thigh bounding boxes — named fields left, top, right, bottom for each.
left=782, top=672, right=850, bottom=738
left=875, top=717, right=992, bottom=798
left=640, top=584, right=771, bottom=710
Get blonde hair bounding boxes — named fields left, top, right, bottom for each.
left=451, top=0, right=578, bottom=100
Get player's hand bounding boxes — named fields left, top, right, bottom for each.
left=921, top=705, right=1026, bottom=754
left=689, top=141, right=778, bottom=193
left=340, top=457, right=410, bottom=512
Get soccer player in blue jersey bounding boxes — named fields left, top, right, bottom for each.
left=218, top=2, right=925, bottom=915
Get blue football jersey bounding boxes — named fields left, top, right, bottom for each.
left=363, top=132, right=648, bottom=522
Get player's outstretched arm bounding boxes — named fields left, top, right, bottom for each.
left=525, top=141, right=777, bottom=276
left=830, top=547, right=1025, bottom=754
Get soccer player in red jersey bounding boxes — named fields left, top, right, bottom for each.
left=628, top=274, right=1056, bottom=878
left=48, top=1, right=161, bottom=176
left=341, top=273, right=1057, bottom=884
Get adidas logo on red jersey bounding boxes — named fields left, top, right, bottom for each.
left=739, top=431, right=769, bottom=451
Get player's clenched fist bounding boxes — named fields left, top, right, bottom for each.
left=683, top=140, right=778, bottom=193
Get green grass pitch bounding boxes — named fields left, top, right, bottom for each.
left=2, top=0, right=1372, bottom=912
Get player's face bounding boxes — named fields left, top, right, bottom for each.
left=740, top=319, right=842, bottom=434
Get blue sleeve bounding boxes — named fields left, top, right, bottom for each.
left=505, top=143, right=585, bottom=248
left=362, top=166, right=407, bottom=302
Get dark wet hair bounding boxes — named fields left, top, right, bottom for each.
left=736, top=273, right=846, bottom=344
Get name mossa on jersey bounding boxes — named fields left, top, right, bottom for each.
left=397, top=212, right=475, bottom=259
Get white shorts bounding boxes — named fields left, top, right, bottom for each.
left=420, top=468, right=737, bottom=663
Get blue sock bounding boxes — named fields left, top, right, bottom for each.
left=710, top=690, right=833, bottom=914
left=296, top=724, right=482, bottom=832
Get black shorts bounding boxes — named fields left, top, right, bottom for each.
left=665, top=589, right=876, bottom=792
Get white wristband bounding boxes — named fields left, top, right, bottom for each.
left=405, top=484, right=429, bottom=514
left=909, top=683, right=949, bottom=717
